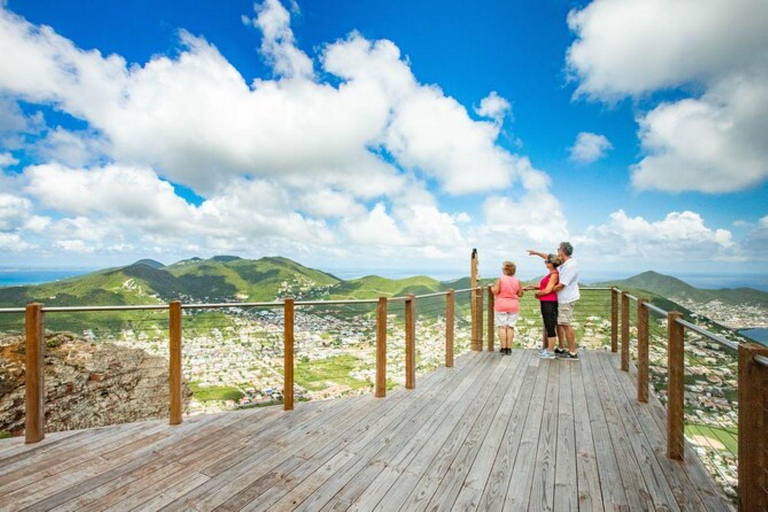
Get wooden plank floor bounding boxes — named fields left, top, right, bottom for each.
left=0, top=350, right=733, bottom=511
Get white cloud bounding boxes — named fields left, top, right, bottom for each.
left=475, top=91, right=511, bottom=124
left=481, top=192, right=569, bottom=247
left=569, top=132, right=612, bottom=163
left=0, top=1, right=567, bottom=265
left=0, top=151, right=17, bottom=167
left=0, top=231, right=32, bottom=251
left=578, top=210, right=738, bottom=261
left=243, top=0, right=313, bottom=79
left=566, top=0, right=768, bottom=99
left=567, top=0, right=768, bottom=192
left=631, top=77, right=768, bottom=192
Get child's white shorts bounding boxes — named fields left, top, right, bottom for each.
left=494, top=312, right=519, bottom=327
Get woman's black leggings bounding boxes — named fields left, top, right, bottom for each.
left=540, top=301, right=558, bottom=338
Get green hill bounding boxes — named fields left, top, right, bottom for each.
left=327, top=275, right=444, bottom=300
left=0, top=256, right=342, bottom=308
left=596, top=271, right=768, bottom=306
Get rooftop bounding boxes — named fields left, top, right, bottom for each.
left=0, top=349, right=731, bottom=511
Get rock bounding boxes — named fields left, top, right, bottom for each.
left=0, top=332, right=192, bottom=436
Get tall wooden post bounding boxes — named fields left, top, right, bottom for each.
left=470, top=249, right=481, bottom=352
left=445, top=290, right=454, bottom=368
left=25, top=303, right=44, bottom=444
left=637, top=298, right=649, bottom=403
left=475, top=289, right=484, bottom=351
left=405, top=295, right=416, bottom=390
left=283, top=298, right=294, bottom=411
left=610, top=288, right=618, bottom=353
left=169, top=300, right=182, bottom=425
left=667, top=311, right=684, bottom=460
left=487, top=285, right=495, bottom=352
left=621, top=291, right=630, bottom=372
left=738, top=343, right=768, bottom=511
left=376, top=297, right=387, bottom=397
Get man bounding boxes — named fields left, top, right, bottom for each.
left=553, top=242, right=579, bottom=360
left=527, top=242, right=580, bottom=360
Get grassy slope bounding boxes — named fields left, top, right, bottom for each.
left=597, top=270, right=768, bottom=306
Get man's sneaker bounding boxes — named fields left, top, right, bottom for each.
left=540, top=350, right=556, bottom=359
left=558, top=351, right=580, bottom=361
left=554, top=347, right=567, bottom=355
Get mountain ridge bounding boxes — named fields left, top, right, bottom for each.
left=596, top=270, right=768, bottom=306
left=0, top=259, right=765, bottom=308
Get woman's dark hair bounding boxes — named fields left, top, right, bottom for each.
left=546, top=254, right=562, bottom=268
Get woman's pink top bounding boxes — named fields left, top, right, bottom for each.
left=495, top=275, right=521, bottom=313
left=538, top=272, right=558, bottom=302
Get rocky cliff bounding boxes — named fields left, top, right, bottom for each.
left=0, top=332, right=192, bottom=436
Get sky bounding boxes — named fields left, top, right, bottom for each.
left=0, top=0, right=767, bottom=280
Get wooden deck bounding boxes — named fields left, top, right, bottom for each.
left=0, top=350, right=731, bottom=511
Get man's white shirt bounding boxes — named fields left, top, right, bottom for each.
left=557, top=258, right=580, bottom=303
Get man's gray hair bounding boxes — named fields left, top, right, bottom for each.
left=559, top=242, right=573, bottom=256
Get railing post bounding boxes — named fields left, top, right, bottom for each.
left=376, top=297, right=387, bottom=397
left=621, top=291, right=630, bottom=371
left=405, top=295, right=416, bottom=390
left=25, top=302, right=44, bottom=444
left=445, top=290, right=454, bottom=368
left=470, top=249, right=481, bottom=352
left=738, top=343, right=768, bottom=511
left=283, top=297, right=294, bottom=411
left=667, top=311, right=684, bottom=460
left=637, top=298, right=649, bottom=403
left=169, top=300, right=182, bottom=425
left=611, top=288, right=618, bottom=353
left=487, top=285, right=495, bottom=352
left=475, top=288, right=484, bottom=351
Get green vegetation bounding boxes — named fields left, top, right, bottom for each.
left=685, top=424, right=738, bottom=453
left=597, top=270, right=768, bottom=306
left=189, top=382, right=244, bottom=402
left=295, top=354, right=369, bottom=391
left=0, top=431, right=11, bottom=439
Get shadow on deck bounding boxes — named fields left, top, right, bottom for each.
left=0, top=350, right=731, bottom=511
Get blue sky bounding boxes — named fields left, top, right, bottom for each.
left=0, top=0, right=766, bottom=279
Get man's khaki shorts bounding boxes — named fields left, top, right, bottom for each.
left=557, top=301, right=577, bottom=325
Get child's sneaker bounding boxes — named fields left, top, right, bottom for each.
left=554, top=347, right=567, bottom=355
left=540, top=350, right=556, bottom=359
left=558, top=351, right=580, bottom=361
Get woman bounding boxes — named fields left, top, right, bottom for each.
left=523, top=254, right=561, bottom=359
left=492, top=261, right=524, bottom=355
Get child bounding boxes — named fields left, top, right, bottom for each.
left=492, top=261, right=524, bottom=355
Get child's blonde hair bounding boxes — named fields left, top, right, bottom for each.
left=502, top=261, right=516, bottom=276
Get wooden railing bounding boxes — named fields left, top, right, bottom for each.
left=3, top=267, right=766, bottom=508
left=0, top=286, right=484, bottom=441
left=610, top=287, right=768, bottom=510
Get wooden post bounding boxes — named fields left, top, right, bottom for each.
left=405, top=295, right=416, bottom=390
left=169, top=300, right=182, bottom=425
left=667, top=311, right=684, bottom=460
left=25, top=303, right=44, bottom=444
left=475, top=288, right=484, bottom=351
left=283, top=298, right=294, bottom=411
left=376, top=297, right=387, bottom=397
left=487, top=285, right=495, bottom=352
left=637, top=298, right=649, bottom=403
left=621, top=291, right=630, bottom=371
left=610, top=288, right=618, bottom=353
left=738, top=343, right=768, bottom=511
left=445, top=290, right=454, bottom=368
left=470, top=249, right=481, bottom=352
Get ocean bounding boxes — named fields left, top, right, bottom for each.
left=740, top=328, right=768, bottom=346
left=0, top=269, right=94, bottom=287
